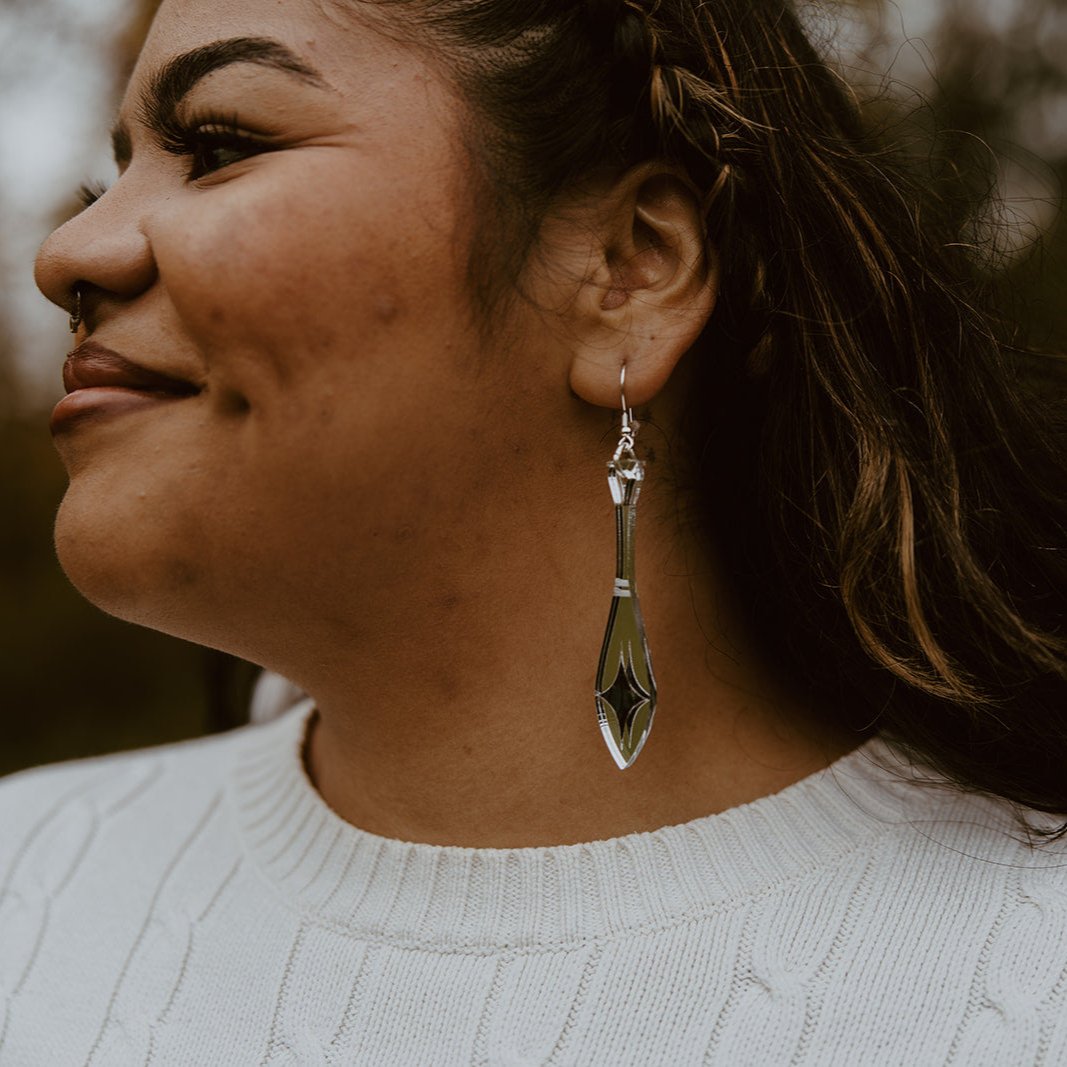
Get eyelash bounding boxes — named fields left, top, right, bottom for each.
left=77, top=181, right=110, bottom=209
left=75, top=111, right=270, bottom=207
left=159, top=110, right=272, bottom=180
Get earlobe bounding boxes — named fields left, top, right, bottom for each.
left=566, top=164, right=718, bottom=411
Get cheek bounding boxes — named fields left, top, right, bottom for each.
left=152, top=160, right=462, bottom=404
left=52, top=409, right=439, bottom=647
left=50, top=336, right=461, bottom=645
left=54, top=154, right=486, bottom=643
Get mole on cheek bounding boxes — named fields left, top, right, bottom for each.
left=164, top=555, right=203, bottom=591
left=374, top=295, right=401, bottom=322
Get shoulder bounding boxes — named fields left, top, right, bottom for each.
left=890, top=789, right=1067, bottom=1061
left=845, top=736, right=1067, bottom=879
left=890, top=784, right=1067, bottom=926
left=860, top=745, right=1067, bottom=898
left=0, top=720, right=244, bottom=802
left=822, top=737, right=1067, bottom=973
left=0, top=714, right=312, bottom=1063
left=857, top=756, right=1067, bottom=1011
left=0, top=721, right=256, bottom=881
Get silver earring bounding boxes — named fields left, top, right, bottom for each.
left=594, top=364, right=658, bottom=769
left=68, top=287, right=82, bottom=334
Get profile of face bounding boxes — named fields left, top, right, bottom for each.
left=33, top=2, right=510, bottom=662
left=34, top=0, right=714, bottom=689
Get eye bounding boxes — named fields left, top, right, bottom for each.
left=160, top=111, right=273, bottom=181
left=186, top=124, right=271, bottom=180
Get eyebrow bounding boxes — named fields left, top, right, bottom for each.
left=110, top=36, right=330, bottom=166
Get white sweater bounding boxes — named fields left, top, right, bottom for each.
left=2, top=699, right=1066, bottom=1066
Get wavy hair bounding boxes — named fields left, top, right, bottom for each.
left=346, top=0, right=1067, bottom=839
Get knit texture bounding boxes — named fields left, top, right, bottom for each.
left=2, top=700, right=1066, bottom=1066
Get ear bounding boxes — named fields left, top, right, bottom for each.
left=559, top=162, right=718, bottom=410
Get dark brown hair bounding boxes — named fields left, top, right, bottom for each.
left=353, top=0, right=1067, bottom=839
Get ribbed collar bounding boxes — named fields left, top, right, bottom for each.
left=228, top=699, right=929, bottom=950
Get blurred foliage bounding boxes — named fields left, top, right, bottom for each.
left=0, top=0, right=252, bottom=777
left=2, top=0, right=1066, bottom=772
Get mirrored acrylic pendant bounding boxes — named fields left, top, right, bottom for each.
left=594, top=443, right=657, bottom=769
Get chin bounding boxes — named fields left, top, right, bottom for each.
left=53, top=484, right=209, bottom=638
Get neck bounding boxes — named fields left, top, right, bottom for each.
left=296, top=462, right=864, bottom=848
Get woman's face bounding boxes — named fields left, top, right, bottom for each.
left=35, top=0, right=567, bottom=668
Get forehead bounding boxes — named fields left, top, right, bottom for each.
left=125, top=0, right=445, bottom=119
left=138, top=0, right=374, bottom=62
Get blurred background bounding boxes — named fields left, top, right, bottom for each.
left=1, top=0, right=1065, bottom=774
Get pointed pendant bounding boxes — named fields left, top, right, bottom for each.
left=594, top=449, right=657, bottom=769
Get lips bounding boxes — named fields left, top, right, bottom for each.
left=51, top=340, right=202, bottom=435
left=62, top=341, right=200, bottom=397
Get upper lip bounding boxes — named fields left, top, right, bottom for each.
left=63, top=341, right=201, bottom=396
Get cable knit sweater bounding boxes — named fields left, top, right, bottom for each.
left=2, top=699, right=1066, bottom=1066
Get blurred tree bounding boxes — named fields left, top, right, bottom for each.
left=852, top=0, right=1067, bottom=351
left=0, top=260, right=17, bottom=420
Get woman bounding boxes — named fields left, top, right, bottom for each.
left=3, top=0, right=1066, bottom=1062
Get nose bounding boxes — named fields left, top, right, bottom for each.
left=34, top=181, right=158, bottom=332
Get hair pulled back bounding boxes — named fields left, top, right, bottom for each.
left=353, top=0, right=1067, bottom=839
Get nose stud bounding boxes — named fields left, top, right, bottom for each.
left=68, top=286, right=82, bottom=334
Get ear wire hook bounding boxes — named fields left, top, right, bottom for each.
left=68, top=286, right=82, bottom=334
left=618, top=363, right=636, bottom=455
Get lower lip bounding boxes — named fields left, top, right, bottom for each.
left=50, top=387, right=192, bottom=435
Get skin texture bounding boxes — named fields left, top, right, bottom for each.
left=35, top=0, right=862, bottom=847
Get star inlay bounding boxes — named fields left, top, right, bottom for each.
left=597, top=643, right=653, bottom=746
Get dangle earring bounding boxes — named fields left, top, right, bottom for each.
left=68, top=286, right=82, bottom=334
left=594, top=363, right=658, bottom=769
